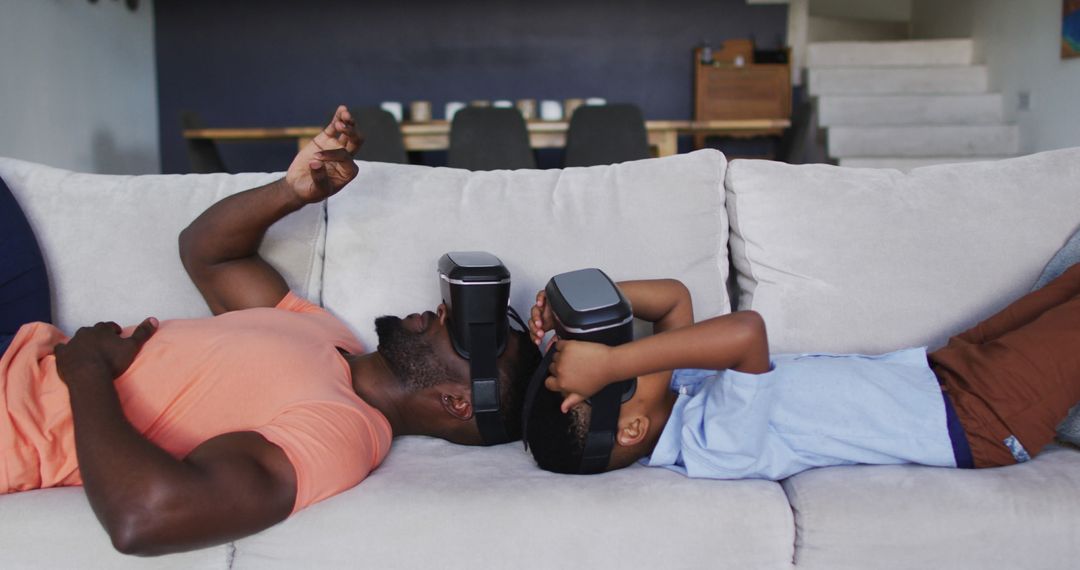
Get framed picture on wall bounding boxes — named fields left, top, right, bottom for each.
left=1065, top=0, right=1080, bottom=58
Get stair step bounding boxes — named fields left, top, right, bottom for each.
left=827, top=125, right=1019, bottom=158
left=838, top=157, right=1012, bottom=171
left=808, top=66, right=989, bottom=96
left=808, top=39, right=976, bottom=68
left=818, top=94, right=1005, bottom=126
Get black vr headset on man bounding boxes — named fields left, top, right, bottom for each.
left=522, top=268, right=637, bottom=474
left=438, top=251, right=526, bottom=446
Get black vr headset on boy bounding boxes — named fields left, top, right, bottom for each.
left=522, top=268, right=637, bottom=474
left=438, top=251, right=525, bottom=446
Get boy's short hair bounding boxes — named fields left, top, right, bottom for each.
left=523, top=384, right=592, bottom=473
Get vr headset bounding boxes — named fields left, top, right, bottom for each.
left=522, top=268, right=637, bottom=474
left=438, top=251, right=524, bottom=446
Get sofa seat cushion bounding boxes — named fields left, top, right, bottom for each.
left=232, top=436, right=795, bottom=570
left=725, top=148, right=1080, bottom=354
left=322, top=150, right=730, bottom=348
left=0, top=158, right=325, bottom=333
left=0, top=487, right=229, bottom=569
left=782, top=445, right=1080, bottom=570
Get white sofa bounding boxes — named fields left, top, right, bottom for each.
left=1, top=149, right=1078, bottom=569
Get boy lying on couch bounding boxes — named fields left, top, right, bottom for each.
left=524, top=246, right=1080, bottom=477
left=0, top=106, right=540, bottom=555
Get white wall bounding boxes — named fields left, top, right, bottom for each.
left=910, top=0, right=973, bottom=38
left=0, top=0, right=159, bottom=174
left=810, top=0, right=912, bottom=22
left=913, top=0, right=1080, bottom=153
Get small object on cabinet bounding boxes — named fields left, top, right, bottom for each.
left=539, top=100, right=563, bottom=121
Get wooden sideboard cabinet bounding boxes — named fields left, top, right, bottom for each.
left=693, top=43, right=791, bottom=147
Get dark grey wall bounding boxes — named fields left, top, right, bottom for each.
left=156, top=0, right=787, bottom=173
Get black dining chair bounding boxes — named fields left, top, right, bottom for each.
left=352, top=107, right=408, bottom=164
left=180, top=111, right=228, bottom=174
left=563, top=104, right=651, bottom=167
left=448, top=107, right=536, bottom=170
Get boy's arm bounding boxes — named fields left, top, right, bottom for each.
left=179, top=106, right=361, bottom=315
left=614, top=279, right=695, bottom=334
left=546, top=311, right=770, bottom=412
left=528, top=278, right=694, bottom=346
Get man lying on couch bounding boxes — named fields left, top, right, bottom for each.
left=0, top=106, right=540, bottom=555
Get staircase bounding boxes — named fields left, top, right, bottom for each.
left=807, top=39, right=1018, bottom=170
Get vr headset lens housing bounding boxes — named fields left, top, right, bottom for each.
left=438, top=252, right=513, bottom=445
left=523, top=268, right=636, bottom=474
left=438, top=252, right=511, bottom=359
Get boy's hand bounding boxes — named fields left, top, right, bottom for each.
left=545, top=340, right=618, bottom=413
left=284, top=105, right=363, bottom=205
left=529, top=290, right=557, bottom=347
left=55, top=318, right=159, bottom=387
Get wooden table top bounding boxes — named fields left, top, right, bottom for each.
left=182, top=119, right=791, bottom=140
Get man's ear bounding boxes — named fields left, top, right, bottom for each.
left=437, top=303, right=448, bottom=324
left=615, top=415, right=650, bottom=447
left=439, top=384, right=473, bottom=421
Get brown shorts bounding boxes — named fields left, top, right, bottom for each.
left=929, top=263, right=1080, bottom=468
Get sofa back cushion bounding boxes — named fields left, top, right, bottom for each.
left=725, top=148, right=1080, bottom=354
left=323, top=149, right=730, bottom=349
left=0, top=158, right=325, bottom=333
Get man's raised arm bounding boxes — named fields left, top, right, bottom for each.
left=179, top=106, right=362, bottom=314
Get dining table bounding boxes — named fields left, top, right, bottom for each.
left=182, top=118, right=790, bottom=158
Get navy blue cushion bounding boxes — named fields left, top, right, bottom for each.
left=1, top=174, right=52, bottom=334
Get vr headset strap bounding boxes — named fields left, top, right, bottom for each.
left=470, top=322, right=509, bottom=445
left=579, top=383, right=624, bottom=474
left=521, top=348, right=557, bottom=449
left=520, top=342, right=625, bottom=474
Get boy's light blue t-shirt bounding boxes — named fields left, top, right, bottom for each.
left=644, top=348, right=957, bottom=480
